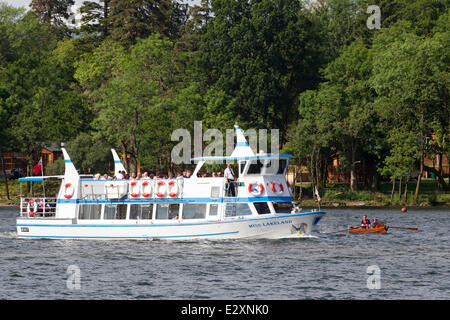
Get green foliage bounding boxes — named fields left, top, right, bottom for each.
left=196, top=0, right=325, bottom=143
left=0, top=0, right=448, bottom=204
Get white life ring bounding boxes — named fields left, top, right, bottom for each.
left=27, top=199, right=38, bottom=216
left=64, top=182, right=74, bottom=199
left=271, top=182, right=284, bottom=194
left=248, top=183, right=264, bottom=196
left=129, top=181, right=140, bottom=198
left=155, top=181, right=166, bottom=198
left=167, top=180, right=178, bottom=197
left=141, top=180, right=152, bottom=198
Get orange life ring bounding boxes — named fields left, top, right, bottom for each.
left=27, top=199, right=37, bottom=216
left=141, top=180, right=152, bottom=198
left=248, top=183, right=264, bottom=196
left=64, top=183, right=74, bottom=199
left=167, top=180, right=178, bottom=197
left=271, top=182, right=284, bottom=194
left=129, top=181, right=139, bottom=198
left=155, top=181, right=166, bottom=197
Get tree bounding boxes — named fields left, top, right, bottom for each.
left=30, top=0, right=74, bottom=31
left=196, top=0, right=325, bottom=144
left=75, top=35, right=181, bottom=173
left=79, top=0, right=111, bottom=38
left=108, top=0, right=186, bottom=47
left=371, top=25, right=449, bottom=201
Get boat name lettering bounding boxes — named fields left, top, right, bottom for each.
left=248, top=219, right=292, bottom=228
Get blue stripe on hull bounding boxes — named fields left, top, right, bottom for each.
left=16, top=230, right=239, bottom=239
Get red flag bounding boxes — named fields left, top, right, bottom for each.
left=33, top=158, right=42, bottom=175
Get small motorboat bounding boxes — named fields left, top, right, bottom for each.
left=348, top=224, right=388, bottom=234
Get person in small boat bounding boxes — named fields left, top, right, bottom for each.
left=372, top=218, right=381, bottom=227
left=361, top=215, right=371, bottom=229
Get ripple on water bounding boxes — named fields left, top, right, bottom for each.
left=0, top=207, right=449, bottom=299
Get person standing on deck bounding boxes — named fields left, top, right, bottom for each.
left=224, top=164, right=236, bottom=197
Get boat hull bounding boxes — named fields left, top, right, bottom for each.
left=349, top=225, right=388, bottom=234
left=16, top=211, right=326, bottom=240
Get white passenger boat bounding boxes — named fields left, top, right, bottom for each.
left=16, top=125, right=325, bottom=240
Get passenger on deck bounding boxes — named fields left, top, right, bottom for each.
left=185, top=170, right=192, bottom=178
left=94, top=173, right=101, bottom=180
left=149, top=173, right=155, bottom=179
left=168, top=172, right=174, bottom=179
left=101, top=174, right=109, bottom=180
left=224, top=164, right=236, bottom=197
left=131, top=172, right=137, bottom=180
left=212, top=172, right=217, bottom=177
left=142, top=172, right=149, bottom=178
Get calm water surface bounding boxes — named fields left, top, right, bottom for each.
left=0, top=206, right=448, bottom=300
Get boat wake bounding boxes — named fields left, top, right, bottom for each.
left=279, top=233, right=318, bottom=240
left=0, top=231, right=18, bottom=239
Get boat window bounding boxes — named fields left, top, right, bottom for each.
left=117, top=204, right=127, bottom=219
left=247, top=160, right=263, bottom=174
left=253, top=202, right=271, bottom=215
left=273, top=202, right=294, bottom=214
left=246, top=159, right=287, bottom=175
left=209, top=204, right=218, bottom=216
left=156, top=204, right=179, bottom=219
left=239, top=161, right=247, bottom=175
left=182, top=204, right=206, bottom=219
left=210, top=186, right=220, bottom=199
left=104, top=204, right=116, bottom=219
left=130, top=204, right=153, bottom=220
left=225, top=203, right=252, bottom=217
left=103, top=204, right=127, bottom=219
left=277, top=159, right=287, bottom=174
left=78, top=204, right=101, bottom=219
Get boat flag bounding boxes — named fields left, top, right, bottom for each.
left=315, top=186, right=321, bottom=202
left=33, top=158, right=43, bottom=175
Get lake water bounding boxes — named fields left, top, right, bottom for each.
left=0, top=206, right=448, bottom=300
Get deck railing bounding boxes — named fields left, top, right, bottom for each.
left=20, top=197, right=57, bottom=217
